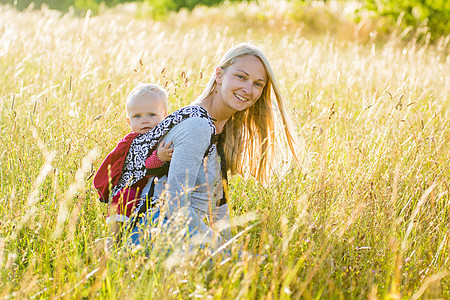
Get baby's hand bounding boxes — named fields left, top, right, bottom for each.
left=157, top=141, right=173, bottom=162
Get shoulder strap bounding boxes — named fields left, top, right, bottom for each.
left=112, top=105, right=216, bottom=197
left=215, top=133, right=228, bottom=206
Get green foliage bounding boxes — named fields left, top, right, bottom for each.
left=145, top=0, right=208, bottom=12
left=0, top=0, right=243, bottom=15
left=139, top=0, right=243, bottom=19
left=0, top=0, right=74, bottom=11
left=363, top=0, right=450, bottom=40
left=0, top=0, right=104, bottom=12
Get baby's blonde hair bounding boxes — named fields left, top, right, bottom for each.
left=126, top=83, right=168, bottom=116
left=196, top=43, right=305, bottom=183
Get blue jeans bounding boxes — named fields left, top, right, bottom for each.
left=127, top=209, right=163, bottom=246
left=127, top=207, right=205, bottom=248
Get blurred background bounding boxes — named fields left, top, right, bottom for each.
left=1, top=0, right=449, bottom=42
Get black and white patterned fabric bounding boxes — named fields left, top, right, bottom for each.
left=111, top=105, right=216, bottom=197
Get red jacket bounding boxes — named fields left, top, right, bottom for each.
left=93, top=132, right=140, bottom=203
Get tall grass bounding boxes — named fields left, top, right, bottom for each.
left=0, top=1, right=449, bottom=298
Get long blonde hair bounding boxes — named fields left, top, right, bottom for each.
left=196, top=43, right=303, bottom=183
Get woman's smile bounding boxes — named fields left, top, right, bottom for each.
left=235, top=93, right=249, bottom=102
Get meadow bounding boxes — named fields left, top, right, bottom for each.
left=0, top=1, right=449, bottom=298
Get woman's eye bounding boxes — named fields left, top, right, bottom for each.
left=255, top=82, right=263, bottom=88
left=236, top=74, right=245, bottom=80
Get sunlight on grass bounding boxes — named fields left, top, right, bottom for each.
left=0, top=1, right=449, bottom=298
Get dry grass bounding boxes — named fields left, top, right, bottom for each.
left=0, top=1, right=449, bottom=298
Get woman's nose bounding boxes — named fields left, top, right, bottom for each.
left=242, top=82, right=252, bottom=95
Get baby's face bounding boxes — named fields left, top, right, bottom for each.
left=126, top=93, right=166, bottom=134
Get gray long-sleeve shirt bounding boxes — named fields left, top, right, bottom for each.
left=150, top=116, right=229, bottom=238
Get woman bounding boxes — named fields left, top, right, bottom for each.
left=126, top=42, right=302, bottom=246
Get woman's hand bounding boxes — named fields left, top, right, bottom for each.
left=157, top=141, right=174, bottom=162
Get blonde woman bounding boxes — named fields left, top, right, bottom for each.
left=122, top=43, right=302, bottom=245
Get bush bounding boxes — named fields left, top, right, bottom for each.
left=144, top=0, right=226, bottom=12
left=139, top=0, right=243, bottom=19
left=363, top=0, right=450, bottom=40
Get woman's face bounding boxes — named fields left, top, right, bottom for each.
left=216, top=55, right=267, bottom=112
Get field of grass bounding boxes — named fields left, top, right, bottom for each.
left=0, top=1, right=449, bottom=298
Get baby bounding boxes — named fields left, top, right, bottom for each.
left=95, top=83, right=173, bottom=242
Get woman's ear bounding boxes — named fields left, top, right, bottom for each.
left=215, top=67, right=223, bottom=84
